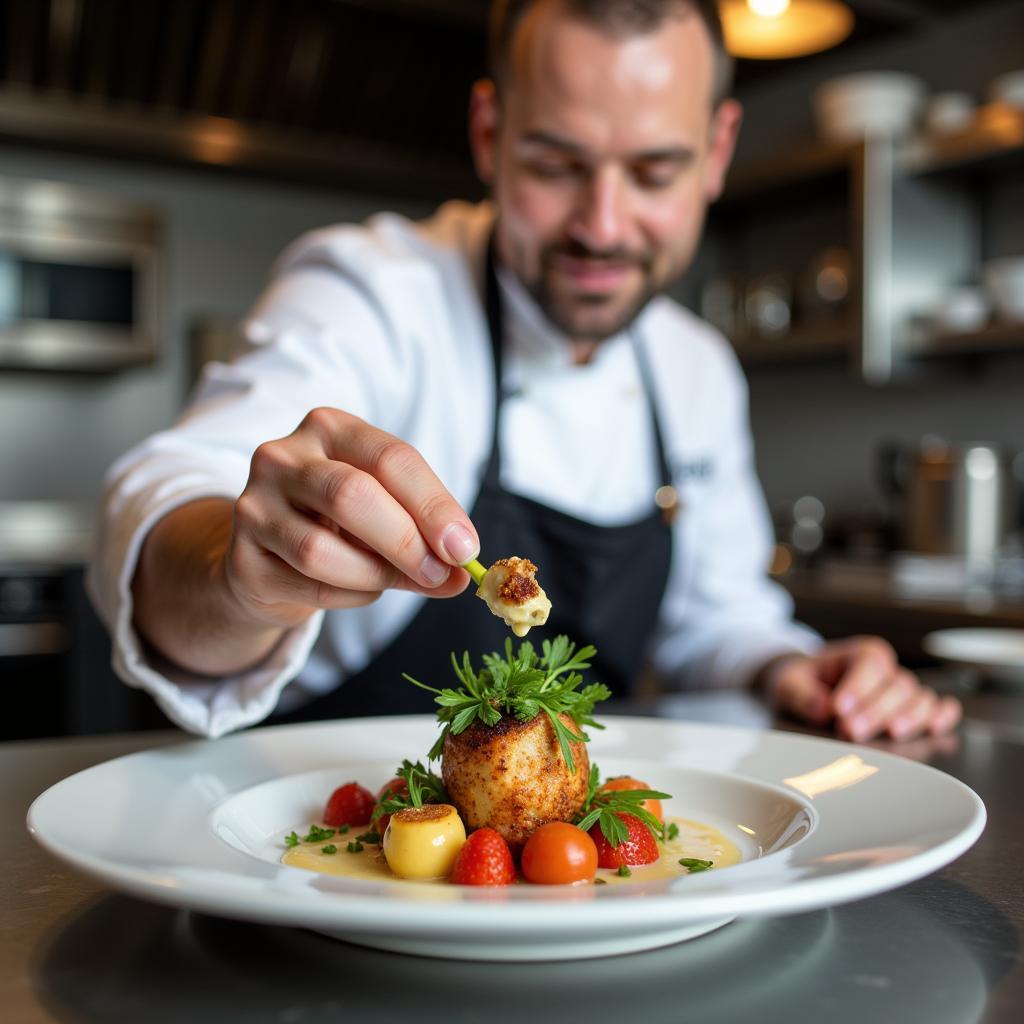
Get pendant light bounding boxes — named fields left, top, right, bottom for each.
left=719, top=0, right=855, bottom=60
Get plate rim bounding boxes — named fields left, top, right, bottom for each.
left=27, top=715, right=987, bottom=933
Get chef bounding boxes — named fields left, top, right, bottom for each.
left=89, top=0, right=961, bottom=742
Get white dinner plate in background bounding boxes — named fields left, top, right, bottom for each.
left=923, top=628, right=1024, bottom=685
left=28, top=716, right=985, bottom=961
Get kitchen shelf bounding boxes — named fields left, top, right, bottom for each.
left=905, top=321, right=1024, bottom=359
left=733, top=319, right=853, bottom=366
left=901, top=102, right=1024, bottom=177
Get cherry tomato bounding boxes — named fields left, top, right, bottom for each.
left=323, top=781, right=376, bottom=827
left=373, top=777, right=409, bottom=836
left=521, top=822, right=598, bottom=885
left=588, top=813, right=659, bottom=868
left=599, top=776, right=663, bottom=823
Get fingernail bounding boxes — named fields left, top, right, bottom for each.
left=836, top=693, right=857, bottom=715
left=419, top=553, right=450, bottom=587
left=441, top=523, right=479, bottom=565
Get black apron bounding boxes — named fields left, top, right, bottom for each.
left=271, top=242, right=675, bottom=722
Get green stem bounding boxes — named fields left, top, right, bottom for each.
left=462, top=558, right=487, bottom=585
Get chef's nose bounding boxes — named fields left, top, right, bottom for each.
left=568, top=166, right=630, bottom=253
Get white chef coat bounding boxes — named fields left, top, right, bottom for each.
left=87, top=200, right=821, bottom=738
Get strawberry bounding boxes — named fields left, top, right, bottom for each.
left=587, top=813, right=659, bottom=868
left=450, top=827, right=517, bottom=886
left=323, top=782, right=376, bottom=827
left=373, top=777, right=409, bottom=836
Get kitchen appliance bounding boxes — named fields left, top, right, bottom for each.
left=880, top=439, right=1023, bottom=566
left=0, top=177, right=160, bottom=371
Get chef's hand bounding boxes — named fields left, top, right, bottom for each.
left=762, top=636, right=962, bottom=742
left=224, top=407, right=479, bottom=628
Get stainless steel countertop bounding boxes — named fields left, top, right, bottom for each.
left=4, top=682, right=1023, bottom=1023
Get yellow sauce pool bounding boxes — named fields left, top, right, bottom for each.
left=281, top=816, right=741, bottom=884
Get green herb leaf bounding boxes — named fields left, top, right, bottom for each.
left=356, top=831, right=381, bottom=845
left=321, top=844, right=337, bottom=855
left=678, top=858, right=713, bottom=873
left=347, top=840, right=363, bottom=853
left=617, top=864, right=632, bottom=877
left=284, top=831, right=300, bottom=848
left=302, top=825, right=336, bottom=843
left=574, top=766, right=673, bottom=847
left=406, top=635, right=610, bottom=771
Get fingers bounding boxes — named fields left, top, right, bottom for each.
left=304, top=408, right=481, bottom=566
left=769, top=657, right=832, bottom=725
left=242, top=409, right=479, bottom=603
left=830, top=637, right=898, bottom=719
left=799, top=638, right=964, bottom=745
left=837, top=669, right=963, bottom=744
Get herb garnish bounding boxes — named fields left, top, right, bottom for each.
left=666, top=822, right=680, bottom=842
left=347, top=840, right=363, bottom=854
left=371, top=760, right=449, bottom=825
left=617, top=864, right=632, bottom=877
left=321, top=844, right=337, bottom=855
left=405, top=636, right=610, bottom=772
left=284, top=831, right=300, bottom=848
left=303, top=824, right=337, bottom=843
left=574, top=765, right=671, bottom=846
left=679, top=858, right=713, bottom=873
left=355, top=831, right=381, bottom=845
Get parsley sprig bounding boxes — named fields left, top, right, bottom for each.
left=574, top=765, right=672, bottom=846
left=405, top=636, right=610, bottom=772
left=371, top=760, right=449, bottom=825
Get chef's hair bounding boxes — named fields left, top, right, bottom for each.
left=489, top=0, right=734, bottom=105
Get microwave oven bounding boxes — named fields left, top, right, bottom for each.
left=0, top=177, right=160, bottom=371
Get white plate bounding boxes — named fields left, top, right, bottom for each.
left=27, top=716, right=984, bottom=962
left=923, top=627, right=1024, bottom=685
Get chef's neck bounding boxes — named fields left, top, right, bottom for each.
left=495, top=262, right=610, bottom=368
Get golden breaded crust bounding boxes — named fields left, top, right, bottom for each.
left=441, top=712, right=589, bottom=850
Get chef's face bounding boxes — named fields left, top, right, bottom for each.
left=470, top=0, right=741, bottom=342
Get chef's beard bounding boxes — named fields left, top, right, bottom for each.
left=529, top=240, right=661, bottom=342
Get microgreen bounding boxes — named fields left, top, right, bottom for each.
left=302, top=825, right=336, bottom=843
left=679, top=858, right=713, bottom=873
left=284, top=831, right=300, bottom=848
left=321, top=844, right=337, bottom=855
left=371, top=760, right=449, bottom=824
left=347, top=840, right=363, bottom=853
left=574, top=764, right=672, bottom=847
left=404, top=635, right=610, bottom=773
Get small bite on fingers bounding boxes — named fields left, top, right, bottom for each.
left=476, top=556, right=552, bottom=637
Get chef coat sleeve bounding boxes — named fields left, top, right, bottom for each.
left=650, top=340, right=823, bottom=692
left=87, top=263, right=417, bottom=738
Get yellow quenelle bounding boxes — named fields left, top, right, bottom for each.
left=382, top=804, right=467, bottom=879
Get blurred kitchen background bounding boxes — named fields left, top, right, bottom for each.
left=0, top=0, right=1022, bottom=739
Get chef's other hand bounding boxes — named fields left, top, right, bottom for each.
left=225, top=407, right=479, bottom=628
left=763, top=636, right=962, bottom=743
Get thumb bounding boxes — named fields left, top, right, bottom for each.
left=769, top=657, right=832, bottom=725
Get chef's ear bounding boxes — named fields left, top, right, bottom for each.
left=703, top=98, right=743, bottom=203
left=468, top=78, right=499, bottom=186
